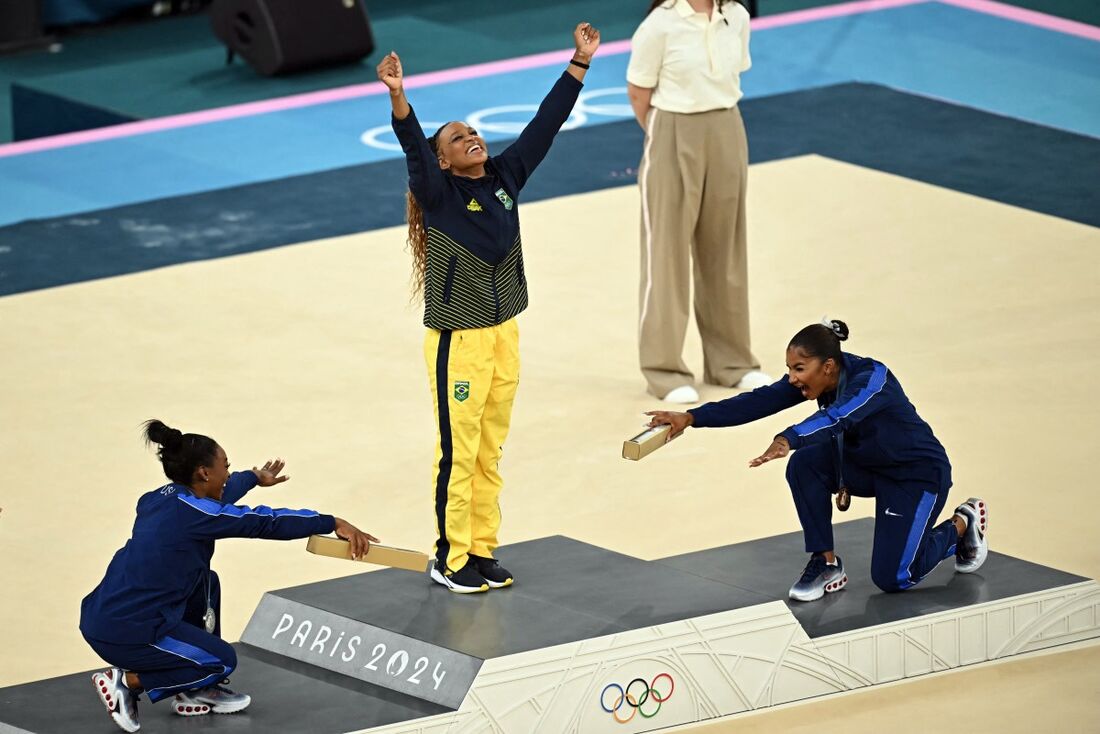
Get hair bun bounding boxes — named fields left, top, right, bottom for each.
left=143, top=419, right=184, bottom=448
left=819, top=317, right=849, bottom=342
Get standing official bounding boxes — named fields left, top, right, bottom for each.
left=628, top=0, right=771, bottom=403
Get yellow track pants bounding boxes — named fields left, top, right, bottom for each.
left=424, top=319, right=520, bottom=574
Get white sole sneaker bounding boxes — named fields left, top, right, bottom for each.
left=790, top=570, right=848, bottom=602
left=174, top=688, right=251, bottom=715
left=430, top=565, right=489, bottom=593
left=172, top=697, right=212, bottom=716
left=735, top=370, right=774, bottom=390
left=663, top=385, right=699, bottom=404
left=92, top=669, right=140, bottom=733
left=954, top=497, right=988, bottom=574
left=789, top=557, right=848, bottom=602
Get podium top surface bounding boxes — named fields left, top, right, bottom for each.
left=270, top=535, right=776, bottom=659
left=658, top=518, right=1089, bottom=637
left=274, top=520, right=1090, bottom=648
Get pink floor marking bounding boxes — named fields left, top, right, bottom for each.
left=0, top=0, right=1095, bottom=159
left=940, top=0, right=1100, bottom=41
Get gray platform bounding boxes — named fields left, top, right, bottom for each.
left=657, top=518, right=1087, bottom=638
left=0, top=644, right=446, bottom=734
left=0, top=521, right=1088, bottom=734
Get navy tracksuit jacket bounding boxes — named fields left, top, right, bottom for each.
left=690, top=352, right=959, bottom=592
left=80, top=472, right=334, bottom=701
left=391, top=70, right=582, bottom=331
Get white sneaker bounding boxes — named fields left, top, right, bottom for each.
left=91, top=668, right=140, bottom=733
left=735, top=370, right=773, bottom=390
left=954, top=497, right=988, bottom=573
left=173, top=684, right=251, bottom=715
left=663, top=385, right=699, bottom=403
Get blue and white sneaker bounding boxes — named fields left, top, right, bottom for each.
left=789, top=554, right=847, bottom=602
left=954, top=497, right=988, bottom=574
left=173, top=683, right=251, bottom=716
left=91, top=667, right=140, bottom=733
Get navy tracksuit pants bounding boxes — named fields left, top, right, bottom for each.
left=786, top=444, right=958, bottom=592
left=82, top=571, right=236, bottom=703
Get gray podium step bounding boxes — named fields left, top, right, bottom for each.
left=0, top=644, right=446, bottom=734
left=657, top=517, right=1088, bottom=638
left=241, top=535, right=775, bottom=707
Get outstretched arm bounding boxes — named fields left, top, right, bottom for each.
left=751, top=361, right=893, bottom=468
left=494, top=23, right=601, bottom=192
left=778, top=361, right=891, bottom=449
left=566, top=22, right=600, bottom=83
left=380, top=51, right=443, bottom=210
left=689, top=377, right=805, bottom=429
left=378, top=51, right=410, bottom=121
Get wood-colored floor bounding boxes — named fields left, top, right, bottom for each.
left=2, top=155, right=1098, bottom=729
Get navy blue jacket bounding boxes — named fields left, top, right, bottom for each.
left=392, top=71, right=583, bottom=330
left=80, top=472, right=335, bottom=644
left=689, top=353, right=951, bottom=484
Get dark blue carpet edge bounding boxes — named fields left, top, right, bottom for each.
left=2, top=82, right=1097, bottom=297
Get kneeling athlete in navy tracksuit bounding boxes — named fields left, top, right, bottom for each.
left=80, top=419, right=377, bottom=733
left=647, top=320, right=989, bottom=601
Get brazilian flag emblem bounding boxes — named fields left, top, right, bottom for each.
left=495, top=187, right=514, bottom=211
left=454, top=381, right=470, bottom=402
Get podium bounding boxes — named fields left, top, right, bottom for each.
left=2, top=519, right=1098, bottom=733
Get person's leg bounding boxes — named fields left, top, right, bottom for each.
left=85, top=637, right=144, bottom=733
left=692, top=106, right=760, bottom=387
left=469, top=319, right=519, bottom=587
left=869, top=475, right=958, bottom=592
left=638, top=108, right=697, bottom=398
left=786, top=443, right=839, bottom=554
left=424, top=327, right=494, bottom=591
left=86, top=624, right=236, bottom=705
left=786, top=445, right=850, bottom=601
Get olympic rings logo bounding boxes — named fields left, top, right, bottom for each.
left=360, top=87, right=632, bottom=152
left=599, top=673, right=675, bottom=724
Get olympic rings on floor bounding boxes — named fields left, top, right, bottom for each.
left=599, top=673, right=675, bottom=723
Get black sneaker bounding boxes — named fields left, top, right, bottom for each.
left=470, top=554, right=514, bottom=588
left=430, top=559, right=489, bottom=594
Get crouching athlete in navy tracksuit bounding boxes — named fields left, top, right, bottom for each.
left=647, top=320, right=989, bottom=602
left=377, top=23, right=601, bottom=594
left=80, top=419, right=377, bottom=733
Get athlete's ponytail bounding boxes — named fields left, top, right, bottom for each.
left=142, top=419, right=218, bottom=485
left=788, top=318, right=849, bottom=366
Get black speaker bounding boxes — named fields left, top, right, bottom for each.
left=210, top=0, right=374, bottom=76
left=0, top=0, right=50, bottom=53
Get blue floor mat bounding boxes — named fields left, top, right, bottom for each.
left=1, top=1, right=1098, bottom=227
left=2, top=82, right=1096, bottom=297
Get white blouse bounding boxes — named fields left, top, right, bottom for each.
left=627, top=0, right=752, bottom=113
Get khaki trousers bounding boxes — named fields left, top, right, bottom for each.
left=638, top=105, right=760, bottom=398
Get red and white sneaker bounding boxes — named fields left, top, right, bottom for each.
left=91, top=668, right=140, bottom=733
left=954, top=497, right=989, bottom=574
left=173, top=684, right=251, bottom=716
